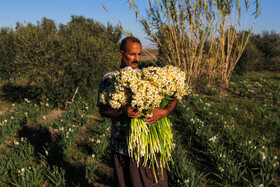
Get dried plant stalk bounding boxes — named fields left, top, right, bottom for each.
left=128, top=0, right=262, bottom=87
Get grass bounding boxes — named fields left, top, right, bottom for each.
left=0, top=71, right=279, bottom=186
left=168, top=71, right=280, bottom=186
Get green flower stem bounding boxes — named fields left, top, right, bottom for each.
left=127, top=116, right=174, bottom=183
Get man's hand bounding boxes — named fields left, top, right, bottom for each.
left=143, top=98, right=178, bottom=125
left=143, top=107, right=167, bottom=125
left=125, top=106, right=141, bottom=118
left=99, top=105, right=140, bottom=118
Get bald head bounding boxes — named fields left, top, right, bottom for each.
left=120, top=36, right=142, bottom=52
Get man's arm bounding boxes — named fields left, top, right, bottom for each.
left=99, top=105, right=140, bottom=118
left=143, top=98, right=178, bottom=125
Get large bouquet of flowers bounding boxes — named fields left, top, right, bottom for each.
left=99, top=65, right=190, bottom=182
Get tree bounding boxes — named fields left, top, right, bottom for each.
left=13, top=18, right=62, bottom=100
left=1, top=16, right=122, bottom=105
left=256, top=30, right=280, bottom=70
left=0, top=27, right=17, bottom=80
left=57, top=15, right=122, bottom=104
left=235, top=32, right=263, bottom=73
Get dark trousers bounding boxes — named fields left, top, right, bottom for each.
left=112, top=151, right=168, bottom=187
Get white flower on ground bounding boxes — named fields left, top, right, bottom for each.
left=259, top=151, right=266, bottom=161
left=97, top=140, right=101, bottom=144
left=24, top=98, right=30, bottom=103
left=209, top=136, right=217, bottom=142
left=20, top=137, right=26, bottom=142
left=220, top=154, right=226, bottom=158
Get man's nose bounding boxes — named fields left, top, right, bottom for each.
left=135, top=54, right=141, bottom=61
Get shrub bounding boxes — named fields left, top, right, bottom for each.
left=1, top=16, right=122, bottom=105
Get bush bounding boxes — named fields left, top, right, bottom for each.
left=235, top=31, right=280, bottom=73
left=235, top=34, right=263, bottom=74
left=0, top=27, right=17, bottom=80
left=0, top=16, right=122, bottom=105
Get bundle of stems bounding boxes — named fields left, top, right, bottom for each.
left=127, top=100, right=174, bottom=183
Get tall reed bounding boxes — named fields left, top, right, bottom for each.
left=127, top=0, right=262, bottom=88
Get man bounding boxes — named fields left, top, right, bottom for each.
left=97, top=36, right=178, bottom=187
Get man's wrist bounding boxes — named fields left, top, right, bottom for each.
left=119, top=106, right=128, bottom=116
left=163, top=108, right=169, bottom=118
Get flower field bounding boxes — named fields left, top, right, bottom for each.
left=0, top=71, right=279, bottom=186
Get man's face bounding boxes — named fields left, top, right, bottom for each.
left=119, top=41, right=142, bottom=69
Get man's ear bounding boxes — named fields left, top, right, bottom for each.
left=119, top=50, right=124, bottom=58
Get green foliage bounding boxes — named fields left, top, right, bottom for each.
left=45, top=165, right=66, bottom=186
left=0, top=27, right=17, bottom=80
left=0, top=72, right=279, bottom=186
left=256, top=30, right=280, bottom=70
left=0, top=16, right=122, bottom=105
left=236, top=31, right=280, bottom=73
left=0, top=93, right=105, bottom=186
left=168, top=145, right=205, bottom=187
left=235, top=33, right=263, bottom=73
left=170, top=72, right=280, bottom=186
left=88, top=118, right=110, bottom=159
left=56, top=16, right=122, bottom=103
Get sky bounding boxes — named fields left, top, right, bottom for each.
left=0, top=0, right=279, bottom=47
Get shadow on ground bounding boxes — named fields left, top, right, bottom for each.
left=1, top=83, right=40, bottom=103
left=18, top=125, right=94, bottom=186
